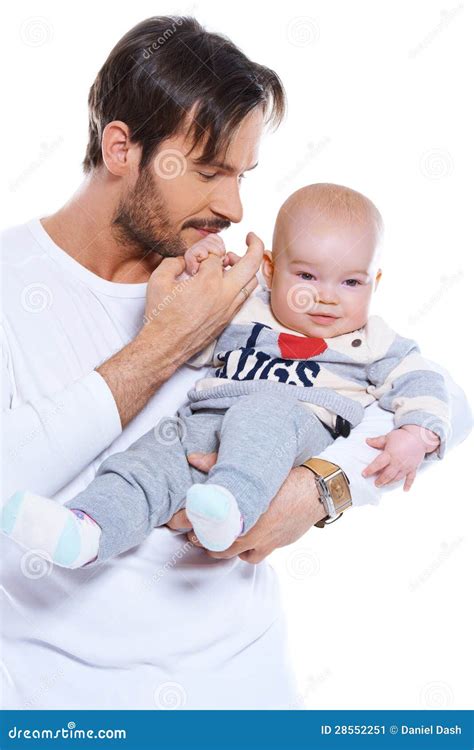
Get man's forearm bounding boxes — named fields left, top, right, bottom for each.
left=97, top=324, right=188, bottom=428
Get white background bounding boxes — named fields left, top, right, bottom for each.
left=3, top=0, right=473, bottom=709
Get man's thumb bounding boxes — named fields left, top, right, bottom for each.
left=152, top=255, right=186, bottom=281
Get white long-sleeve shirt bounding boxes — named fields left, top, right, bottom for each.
left=1, top=218, right=471, bottom=709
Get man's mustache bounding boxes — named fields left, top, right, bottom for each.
left=181, top=218, right=231, bottom=231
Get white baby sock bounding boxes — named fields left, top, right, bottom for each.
left=1, top=490, right=101, bottom=569
left=186, top=484, right=243, bottom=552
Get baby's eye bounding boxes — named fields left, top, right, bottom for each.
left=297, top=272, right=315, bottom=281
left=343, top=279, right=361, bottom=287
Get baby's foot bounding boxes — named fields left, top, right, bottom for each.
left=1, top=490, right=101, bottom=569
left=186, top=484, right=243, bottom=552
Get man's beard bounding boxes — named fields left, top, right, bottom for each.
left=112, top=166, right=187, bottom=259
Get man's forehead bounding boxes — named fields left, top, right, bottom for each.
left=180, top=104, right=264, bottom=172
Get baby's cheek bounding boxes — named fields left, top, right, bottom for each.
left=270, top=286, right=297, bottom=327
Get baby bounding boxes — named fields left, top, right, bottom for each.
left=2, top=184, right=450, bottom=567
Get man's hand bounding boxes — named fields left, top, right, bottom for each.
left=166, top=452, right=326, bottom=563
left=362, top=426, right=440, bottom=491
left=97, top=232, right=264, bottom=427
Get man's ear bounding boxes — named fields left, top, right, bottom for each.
left=101, top=121, right=140, bottom=177
left=374, top=269, right=382, bottom=291
left=261, top=251, right=274, bottom=289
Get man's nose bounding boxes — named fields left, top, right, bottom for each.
left=208, top=179, right=243, bottom=224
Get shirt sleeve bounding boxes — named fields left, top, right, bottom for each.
left=2, top=332, right=122, bottom=499
left=367, top=335, right=451, bottom=458
left=317, top=363, right=472, bottom=507
left=186, top=339, right=217, bottom=368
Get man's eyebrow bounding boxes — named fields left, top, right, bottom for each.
left=197, top=160, right=259, bottom=174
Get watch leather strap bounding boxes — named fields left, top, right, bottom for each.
left=302, top=457, right=352, bottom=528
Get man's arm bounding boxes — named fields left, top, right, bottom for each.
left=97, top=235, right=263, bottom=427
left=2, top=235, right=264, bottom=499
left=178, top=365, right=471, bottom=562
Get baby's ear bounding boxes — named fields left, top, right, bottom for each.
left=374, top=268, right=382, bottom=290
left=261, top=250, right=274, bottom=288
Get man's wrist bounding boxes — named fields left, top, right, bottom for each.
left=296, top=466, right=327, bottom=526
left=97, top=327, right=181, bottom=427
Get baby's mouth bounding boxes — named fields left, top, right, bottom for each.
left=308, top=312, right=340, bottom=325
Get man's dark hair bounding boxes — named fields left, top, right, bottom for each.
left=83, top=16, right=286, bottom=173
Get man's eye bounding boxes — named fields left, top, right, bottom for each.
left=343, top=279, right=361, bottom=287
left=198, top=172, right=218, bottom=181
left=297, top=272, right=315, bottom=281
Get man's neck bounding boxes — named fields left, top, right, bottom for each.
left=41, top=174, right=161, bottom=284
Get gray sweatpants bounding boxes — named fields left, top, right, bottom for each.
left=66, top=392, right=334, bottom=563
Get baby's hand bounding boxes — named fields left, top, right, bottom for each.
left=362, top=426, right=440, bottom=491
left=182, top=234, right=227, bottom=277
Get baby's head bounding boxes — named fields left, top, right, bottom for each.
left=262, top=183, right=383, bottom=338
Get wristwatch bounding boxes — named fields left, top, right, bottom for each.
left=302, top=458, right=352, bottom=528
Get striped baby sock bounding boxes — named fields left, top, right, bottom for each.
left=186, top=484, right=243, bottom=552
left=1, top=490, right=101, bottom=569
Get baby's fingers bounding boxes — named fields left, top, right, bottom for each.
left=374, top=464, right=401, bottom=487
left=403, top=471, right=417, bottom=492
left=183, top=247, right=204, bottom=276
left=362, top=450, right=391, bottom=478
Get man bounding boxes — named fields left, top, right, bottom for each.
left=1, top=16, right=471, bottom=709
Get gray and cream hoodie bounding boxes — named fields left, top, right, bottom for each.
left=187, top=286, right=450, bottom=456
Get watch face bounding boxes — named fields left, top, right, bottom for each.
left=328, top=473, right=350, bottom=505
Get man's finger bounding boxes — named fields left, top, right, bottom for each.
left=187, top=452, right=218, bottom=472
left=226, top=231, right=264, bottom=292
left=167, top=509, right=192, bottom=531
left=362, top=451, right=391, bottom=477
left=223, top=252, right=240, bottom=267
left=206, top=536, right=251, bottom=558
left=187, top=531, right=203, bottom=546
left=239, top=549, right=264, bottom=564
